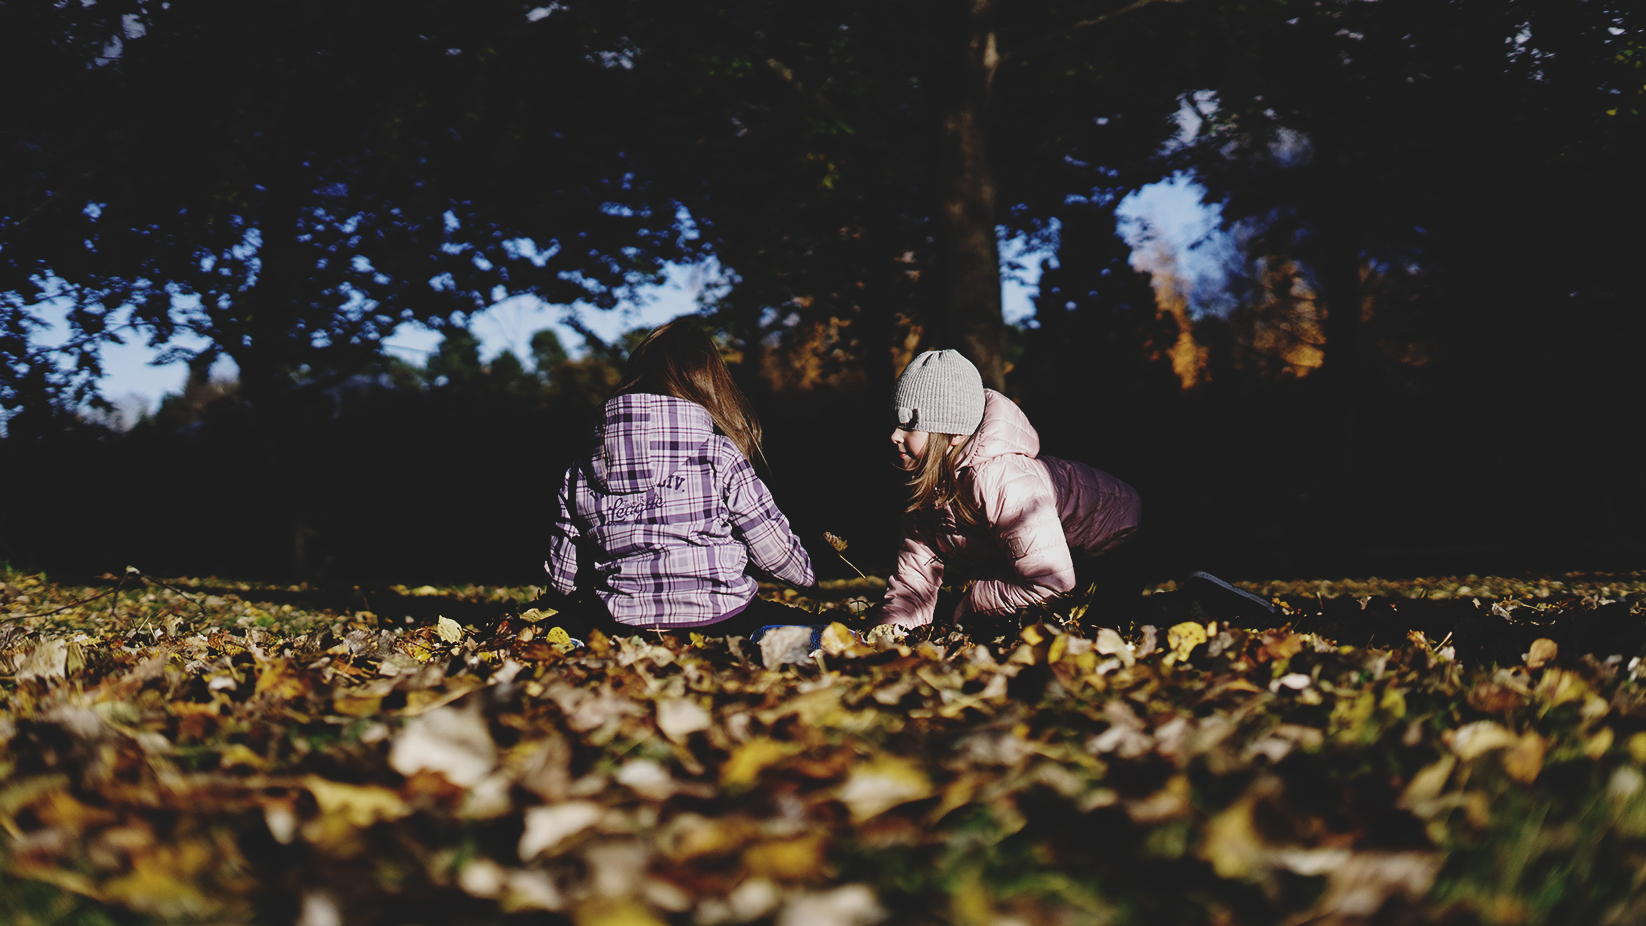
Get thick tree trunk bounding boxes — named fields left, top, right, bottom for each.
left=221, top=174, right=317, bottom=577
left=931, top=0, right=1006, bottom=391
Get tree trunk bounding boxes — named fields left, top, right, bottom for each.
left=931, top=0, right=1006, bottom=390
left=222, top=172, right=316, bottom=578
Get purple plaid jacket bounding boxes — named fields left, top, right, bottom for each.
left=546, top=394, right=814, bottom=628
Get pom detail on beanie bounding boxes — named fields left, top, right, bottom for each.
left=892, top=349, right=985, bottom=435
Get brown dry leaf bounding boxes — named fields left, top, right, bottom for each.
left=819, top=622, right=858, bottom=656
left=1502, top=732, right=1547, bottom=783
left=254, top=657, right=308, bottom=701
left=1535, top=668, right=1591, bottom=707
left=1258, top=633, right=1305, bottom=663
left=1524, top=637, right=1558, bottom=669
left=1466, top=681, right=1525, bottom=714
left=659, top=813, right=760, bottom=862
left=332, top=686, right=387, bottom=718
left=1124, top=774, right=1192, bottom=824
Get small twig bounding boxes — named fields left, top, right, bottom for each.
left=138, top=572, right=210, bottom=622
left=1, top=585, right=122, bottom=623
left=822, top=532, right=869, bottom=580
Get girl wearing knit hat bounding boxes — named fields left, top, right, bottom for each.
left=878, top=349, right=1144, bottom=628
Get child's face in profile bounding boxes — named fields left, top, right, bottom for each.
left=891, top=428, right=964, bottom=470
left=891, top=427, right=928, bottom=470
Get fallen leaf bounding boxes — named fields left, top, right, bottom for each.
left=1524, top=638, right=1558, bottom=669
left=303, top=777, right=410, bottom=827
left=1168, top=621, right=1208, bottom=662
left=614, top=759, right=678, bottom=801
left=819, top=622, right=858, bottom=656
left=722, top=737, right=802, bottom=788
left=388, top=701, right=498, bottom=786
left=836, top=756, right=932, bottom=821
left=1503, top=732, right=1547, bottom=782
left=573, top=898, right=668, bottom=926
left=518, top=802, right=603, bottom=859
left=656, top=698, right=712, bottom=743
left=1299, top=852, right=1441, bottom=921
left=16, top=639, right=69, bottom=681
left=1449, top=721, right=1520, bottom=761
left=777, top=884, right=885, bottom=926
left=744, top=834, right=829, bottom=881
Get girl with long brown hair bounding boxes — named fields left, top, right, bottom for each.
left=878, top=350, right=1277, bottom=629
left=546, top=321, right=814, bottom=633
left=878, top=349, right=1144, bottom=628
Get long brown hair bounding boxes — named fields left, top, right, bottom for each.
left=905, top=433, right=982, bottom=527
left=613, top=321, right=764, bottom=464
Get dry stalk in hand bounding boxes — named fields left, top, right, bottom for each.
left=822, top=532, right=868, bottom=580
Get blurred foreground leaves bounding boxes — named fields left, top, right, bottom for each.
left=4, top=572, right=1646, bottom=924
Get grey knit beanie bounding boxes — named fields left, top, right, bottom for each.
left=892, top=349, right=985, bottom=434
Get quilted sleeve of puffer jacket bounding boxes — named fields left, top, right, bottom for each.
left=878, top=512, right=945, bottom=627
left=965, top=453, right=1077, bottom=615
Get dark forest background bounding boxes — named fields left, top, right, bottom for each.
left=2, top=0, right=1643, bottom=585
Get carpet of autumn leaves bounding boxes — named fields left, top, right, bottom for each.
left=5, top=569, right=1646, bottom=926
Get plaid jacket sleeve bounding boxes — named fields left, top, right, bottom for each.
left=719, top=444, right=815, bottom=588
left=544, top=464, right=581, bottom=595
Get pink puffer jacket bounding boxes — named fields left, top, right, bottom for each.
left=879, top=389, right=1141, bottom=628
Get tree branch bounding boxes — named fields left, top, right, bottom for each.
left=1003, top=0, right=1192, bottom=65
left=1066, top=0, right=1188, bottom=35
